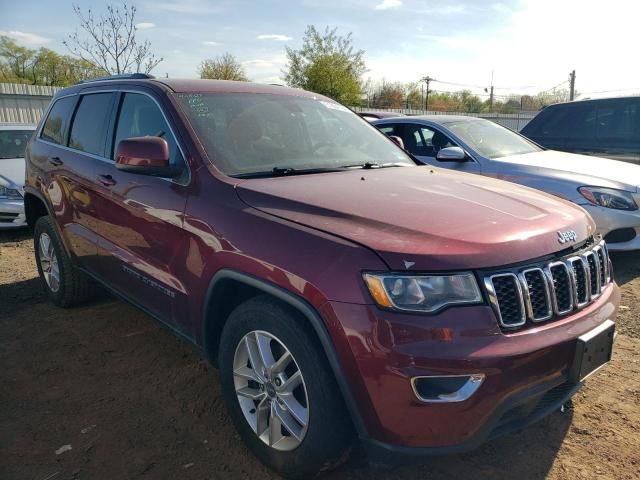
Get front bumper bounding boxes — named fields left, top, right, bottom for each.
left=0, top=198, right=27, bottom=229
left=322, top=281, right=619, bottom=451
left=582, top=204, right=640, bottom=251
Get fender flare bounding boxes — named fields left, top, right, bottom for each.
left=202, top=269, right=368, bottom=438
left=23, top=186, right=73, bottom=258
left=23, top=186, right=53, bottom=219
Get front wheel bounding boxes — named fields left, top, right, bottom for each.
left=218, top=296, right=353, bottom=479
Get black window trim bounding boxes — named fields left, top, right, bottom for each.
left=36, top=88, right=191, bottom=186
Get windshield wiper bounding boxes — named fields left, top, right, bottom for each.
left=339, top=161, right=410, bottom=169
left=233, top=166, right=348, bottom=179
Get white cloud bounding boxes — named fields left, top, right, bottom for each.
left=374, top=0, right=402, bottom=10
left=148, top=0, right=225, bottom=14
left=244, top=59, right=275, bottom=68
left=0, top=31, right=50, bottom=45
left=136, top=22, right=156, bottom=29
left=202, top=41, right=223, bottom=46
left=257, top=34, right=293, bottom=41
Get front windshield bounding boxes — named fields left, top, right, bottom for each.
left=0, top=130, right=32, bottom=159
left=175, top=92, right=414, bottom=176
left=446, top=120, right=541, bottom=159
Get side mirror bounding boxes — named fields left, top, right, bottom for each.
left=115, top=136, right=182, bottom=177
left=388, top=135, right=405, bottom=149
left=436, top=146, right=467, bottom=162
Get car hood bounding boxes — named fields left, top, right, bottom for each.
left=0, top=157, right=25, bottom=187
left=496, top=150, right=640, bottom=191
left=235, top=166, right=595, bottom=271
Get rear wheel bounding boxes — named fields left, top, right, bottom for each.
left=218, top=296, right=353, bottom=479
left=33, top=216, right=95, bottom=307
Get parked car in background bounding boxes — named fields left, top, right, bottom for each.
left=357, top=110, right=406, bottom=122
left=373, top=116, right=640, bottom=250
left=0, top=124, right=35, bottom=228
left=25, top=76, right=617, bottom=478
left=521, top=96, right=640, bottom=164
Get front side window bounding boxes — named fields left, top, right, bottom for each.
left=0, top=130, right=33, bottom=159
left=41, top=96, right=76, bottom=145
left=400, top=124, right=454, bottom=158
left=68, top=93, right=114, bottom=156
left=175, top=93, right=413, bottom=176
left=113, top=93, right=181, bottom=165
left=447, top=120, right=541, bottom=159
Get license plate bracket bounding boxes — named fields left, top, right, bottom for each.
left=569, top=320, right=615, bottom=383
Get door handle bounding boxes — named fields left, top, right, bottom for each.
left=48, top=156, right=63, bottom=166
left=97, top=174, right=117, bottom=187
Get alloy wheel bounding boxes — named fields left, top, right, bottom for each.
left=233, top=330, right=309, bottom=451
left=38, top=232, right=60, bottom=293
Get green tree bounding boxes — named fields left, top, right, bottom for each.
left=0, top=35, right=106, bottom=86
left=284, top=26, right=366, bottom=105
left=0, top=36, right=36, bottom=83
left=199, top=53, right=248, bottom=81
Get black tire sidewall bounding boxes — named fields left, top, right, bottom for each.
left=218, top=297, right=352, bottom=479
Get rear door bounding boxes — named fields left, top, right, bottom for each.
left=29, top=93, right=115, bottom=272
left=92, top=89, right=190, bottom=331
left=592, top=98, right=640, bottom=164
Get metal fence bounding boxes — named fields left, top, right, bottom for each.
left=0, top=82, right=539, bottom=131
left=0, top=83, right=61, bottom=124
left=352, top=106, right=538, bottom=131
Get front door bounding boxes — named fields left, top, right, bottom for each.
left=93, top=91, right=190, bottom=333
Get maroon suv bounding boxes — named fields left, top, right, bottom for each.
left=24, top=74, right=618, bottom=479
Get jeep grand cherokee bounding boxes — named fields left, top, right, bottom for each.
left=24, top=74, right=618, bottom=479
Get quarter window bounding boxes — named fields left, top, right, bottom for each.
left=41, top=96, right=76, bottom=145
left=68, top=93, right=114, bottom=156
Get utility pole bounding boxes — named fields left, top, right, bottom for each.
left=569, top=70, right=576, bottom=101
left=486, top=70, right=494, bottom=112
left=421, top=76, right=432, bottom=112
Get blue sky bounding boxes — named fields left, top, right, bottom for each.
left=1, top=0, right=638, bottom=98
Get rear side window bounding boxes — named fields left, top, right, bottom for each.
left=113, top=93, right=181, bottom=165
left=595, top=99, right=640, bottom=142
left=526, top=103, right=596, bottom=141
left=68, top=93, right=114, bottom=156
left=41, top=96, right=76, bottom=145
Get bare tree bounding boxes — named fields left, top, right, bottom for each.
left=64, top=3, right=162, bottom=75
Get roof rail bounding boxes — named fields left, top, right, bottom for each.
left=76, top=73, right=155, bottom=85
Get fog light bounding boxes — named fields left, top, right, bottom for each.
left=411, top=374, right=485, bottom=403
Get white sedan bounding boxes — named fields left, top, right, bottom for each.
left=1, top=124, right=35, bottom=229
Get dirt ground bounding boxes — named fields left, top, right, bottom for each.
left=1, top=229, right=639, bottom=480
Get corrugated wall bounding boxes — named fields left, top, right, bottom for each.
left=0, top=83, right=61, bottom=124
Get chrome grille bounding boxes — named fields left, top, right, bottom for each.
left=485, top=274, right=525, bottom=327
left=485, top=240, right=612, bottom=329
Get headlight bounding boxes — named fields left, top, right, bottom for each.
left=578, top=186, right=637, bottom=211
left=0, top=185, right=22, bottom=199
left=363, top=273, right=482, bottom=313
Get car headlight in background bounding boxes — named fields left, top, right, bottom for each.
left=578, top=186, right=638, bottom=211
left=363, top=273, right=482, bottom=313
left=0, top=184, right=22, bottom=199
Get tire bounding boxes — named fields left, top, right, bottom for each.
left=33, top=215, right=96, bottom=307
left=218, top=295, right=353, bottom=479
